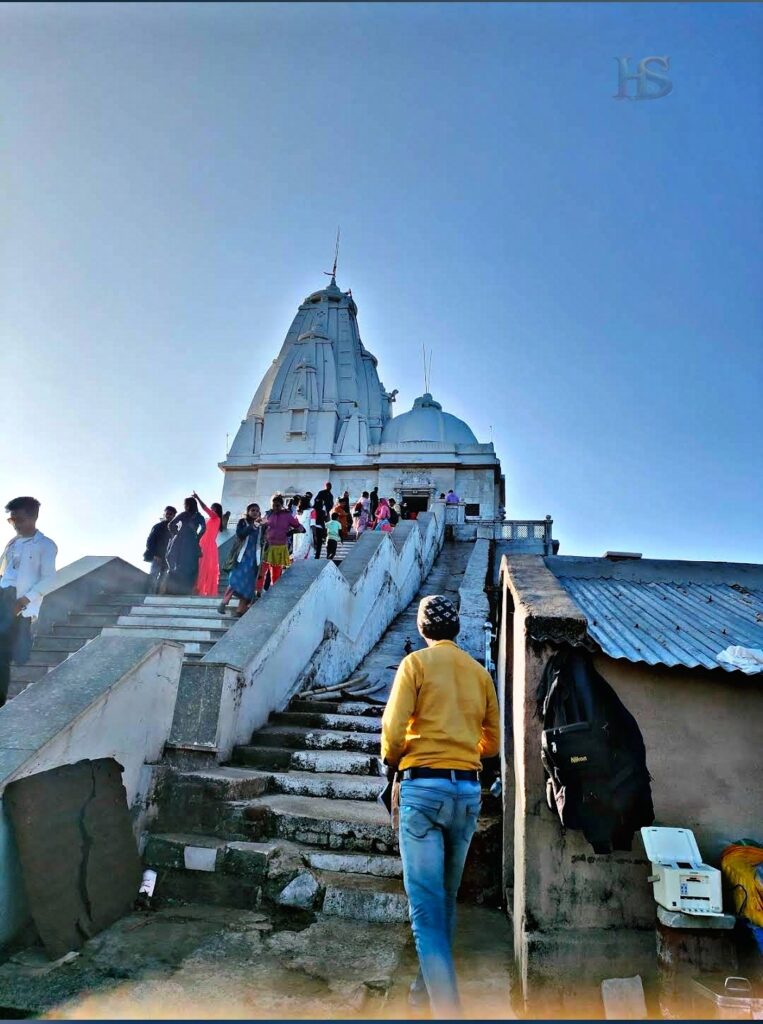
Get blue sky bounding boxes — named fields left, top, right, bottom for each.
left=1, top=2, right=761, bottom=567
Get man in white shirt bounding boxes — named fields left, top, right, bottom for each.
left=0, top=496, right=58, bottom=706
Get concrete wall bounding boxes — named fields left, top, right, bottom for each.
left=169, top=507, right=445, bottom=763
left=507, top=592, right=655, bottom=1015
left=36, top=556, right=148, bottom=634
left=500, top=558, right=763, bottom=1015
left=458, top=538, right=490, bottom=661
left=594, top=655, right=763, bottom=863
left=0, top=635, right=184, bottom=949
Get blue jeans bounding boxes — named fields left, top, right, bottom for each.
left=398, top=775, right=481, bottom=1018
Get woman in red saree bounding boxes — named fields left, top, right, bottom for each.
left=193, top=491, right=224, bottom=597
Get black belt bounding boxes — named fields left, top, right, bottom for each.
left=401, top=767, right=479, bottom=782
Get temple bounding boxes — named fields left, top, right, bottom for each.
left=220, top=275, right=504, bottom=519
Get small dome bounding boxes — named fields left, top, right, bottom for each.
left=381, top=393, right=478, bottom=446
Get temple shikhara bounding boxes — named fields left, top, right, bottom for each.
left=220, top=274, right=504, bottom=521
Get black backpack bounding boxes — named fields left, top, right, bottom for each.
left=537, top=650, right=654, bottom=854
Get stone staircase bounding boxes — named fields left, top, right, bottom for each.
left=8, top=591, right=240, bottom=703
left=145, top=541, right=502, bottom=925
left=305, top=534, right=356, bottom=563
left=100, top=595, right=235, bottom=660
left=8, top=523, right=345, bottom=703
left=7, top=591, right=149, bottom=701
left=147, top=697, right=407, bottom=923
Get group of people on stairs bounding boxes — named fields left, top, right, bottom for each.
left=1, top=491, right=498, bottom=1019
left=143, top=492, right=225, bottom=598
left=289, top=482, right=400, bottom=562
left=143, top=482, right=402, bottom=617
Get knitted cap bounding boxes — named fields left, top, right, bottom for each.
left=416, top=595, right=460, bottom=641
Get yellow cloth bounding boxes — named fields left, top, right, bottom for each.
left=263, top=544, right=291, bottom=568
left=381, top=640, right=500, bottom=771
left=721, top=844, right=763, bottom=927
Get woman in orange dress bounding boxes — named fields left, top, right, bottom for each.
left=193, top=491, right=224, bottom=597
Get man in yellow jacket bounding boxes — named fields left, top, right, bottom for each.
left=381, top=594, right=500, bottom=1018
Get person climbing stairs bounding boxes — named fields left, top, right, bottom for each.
left=145, top=541, right=502, bottom=923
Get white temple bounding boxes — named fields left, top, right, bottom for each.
left=220, top=276, right=504, bottom=519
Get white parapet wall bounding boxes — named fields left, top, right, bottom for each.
left=458, top=538, right=491, bottom=661
left=35, top=555, right=149, bottom=635
left=0, top=635, right=184, bottom=949
left=169, top=507, right=445, bottom=763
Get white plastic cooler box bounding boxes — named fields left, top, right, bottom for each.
left=640, top=826, right=723, bottom=916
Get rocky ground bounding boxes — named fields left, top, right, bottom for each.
left=0, top=902, right=514, bottom=1020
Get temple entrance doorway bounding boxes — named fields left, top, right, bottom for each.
left=400, top=493, right=429, bottom=519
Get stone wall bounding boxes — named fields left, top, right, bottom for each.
left=168, top=507, right=445, bottom=763
left=0, top=636, right=184, bottom=949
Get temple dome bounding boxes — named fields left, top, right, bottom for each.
left=381, top=393, right=478, bottom=446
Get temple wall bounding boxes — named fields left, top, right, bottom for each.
left=221, top=464, right=497, bottom=521
left=454, top=467, right=497, bottom=517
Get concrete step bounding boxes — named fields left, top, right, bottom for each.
left=159, top=765, right=272, bottom=805
left=247, top=726, right=381, bottom=755
left=143, top=832, right=276, bottom=908
left=17, top=649, right=72, bottom=668
left=32, top=636, right=86, bottom=653
left=79, top=603, right=133, bottom=616
left=100, top=625, right=224, bottom=643
left=303, top=849, right=402, bottom=879
left=317, top=870, right=408, bottom=923
left=269, top=711, right=382, bottom=734
left=93, top=593, right=150, bottom=606
left=289, top=698, right=387, bottom=716
left=239, top=793, right=397, bottom=854
left=145, top=832, right=277, bottom=879
left=231, top=745, right=383, bottom=776
left=51, top=624, right=101, bottom=639
left=115, top=614, right=229, bottom=630
left=67, top=612, right=131, bottom=627
left=147, top=830, right=403, bottom=883
left=239, top=768, right=384, bottom=802
left=143, top=596, right=225, bottom=608
left=143, top=835, right=405, bottom=918
left=129, top=605, right=233, bottom=621
left=10, top=664, right=50, bottom=683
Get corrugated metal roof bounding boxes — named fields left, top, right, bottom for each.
left=556, top=575, right=763, bottom=672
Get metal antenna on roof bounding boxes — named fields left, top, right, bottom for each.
left=324, top=226, right=340, bottom=282
left=421, top=345, right=433, bottom=393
